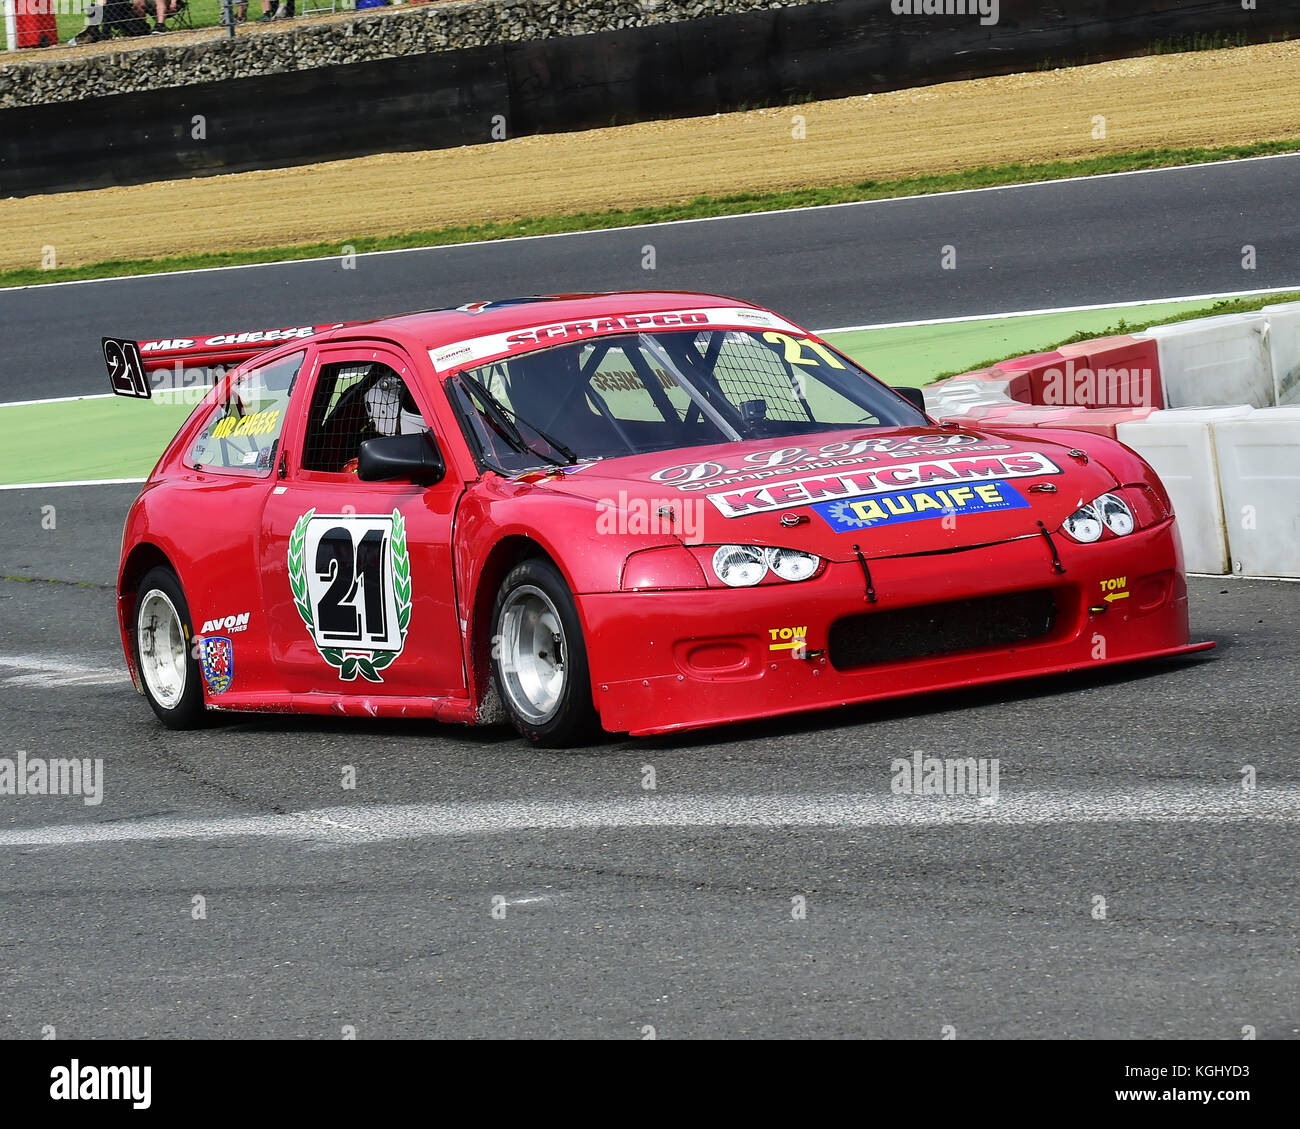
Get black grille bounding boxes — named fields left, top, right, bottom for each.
left=828, top=589, right=1059, bottom=671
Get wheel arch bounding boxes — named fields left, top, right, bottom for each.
left=117, top=542, right=180, bottom=693
left=467, top=536, right=570, bottom=723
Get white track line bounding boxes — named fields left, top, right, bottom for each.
left=0, top=655, right=129, bottom=688
left=1188, top=572, right=1300, bottom=582
left=2, top=393, right=114, bottom=407
left=0, top=390, right=192, bottom=407
left=0, top=477, right=145, bottom=491
left=817, top=285, right=1300, bottom=334
left=3, top=785, right=1296, bottom=848
left=1, top=152, right=1296, bottom=294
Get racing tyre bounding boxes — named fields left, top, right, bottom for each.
left=491, top=558, right=598, bottom=747
left=133, top=566, right=206, bottom=729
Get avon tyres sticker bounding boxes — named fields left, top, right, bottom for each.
left=814, top=480, right=1030, bottom=532
left=706, top=451, right=1060, bottom=517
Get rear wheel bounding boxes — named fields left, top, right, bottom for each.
left=491, top=558, right=598, bottom=747
left=134, top=565, right=206, bottom=729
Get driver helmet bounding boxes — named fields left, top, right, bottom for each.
left=364, top=372, right=423, bottom=437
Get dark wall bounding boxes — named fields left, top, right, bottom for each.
left=2, top=0, right=1295, bottom=196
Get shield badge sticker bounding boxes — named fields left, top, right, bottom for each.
left=198, top=636, right=234, bottom=694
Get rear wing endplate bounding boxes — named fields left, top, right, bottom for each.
left=102, top=337, right=150, bottom=399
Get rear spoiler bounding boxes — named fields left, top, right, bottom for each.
left=102, top=322, right=361, bottom=399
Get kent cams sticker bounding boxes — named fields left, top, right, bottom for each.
left=706, top=451, right=1061, bottom=518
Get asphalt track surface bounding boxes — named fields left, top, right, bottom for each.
left=5, top=154, right=1300, bottom=402
left=1, top=158, right=1298, bottom=1038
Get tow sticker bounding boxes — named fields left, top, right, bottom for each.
left=1100, top=576, right=1130, bottom=604
left=768, top=626, right=808, bottom=652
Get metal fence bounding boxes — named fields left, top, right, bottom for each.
left=2, top=0, right=354, bottom=48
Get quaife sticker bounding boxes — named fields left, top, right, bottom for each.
left=288, top=509, right=412, bottom=683
left=706, top=452, right=1060, bottom=517
left=815, top=481, right=1030, bottom=531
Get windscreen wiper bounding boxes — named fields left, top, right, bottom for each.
left=455, top=371, right=545, bottom=461
left=455, top=372, right=577, bottom=467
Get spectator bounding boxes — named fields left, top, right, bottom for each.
left=257, top=0, right=295, bottom=19
left=69, top=0, right=150, bottom=42
left=133, top=0, right=182, bottom=32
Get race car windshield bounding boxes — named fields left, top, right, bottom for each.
left=449, top=328, right=924, bottom=472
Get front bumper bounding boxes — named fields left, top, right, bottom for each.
left=577, top=517, right=1211, bottom=736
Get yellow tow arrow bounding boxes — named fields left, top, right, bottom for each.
left=1103, top=590, right=1130, bottom=603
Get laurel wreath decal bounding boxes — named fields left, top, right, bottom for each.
left=289, top=508, right=412, bottom=683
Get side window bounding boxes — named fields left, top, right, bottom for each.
left=301, top=359, right=427, bottom=473
left=188, top=352, right=303, bottom=476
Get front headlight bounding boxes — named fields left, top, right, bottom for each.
left=708, top=545, right=823, bottom=586
left=712, top=545, right=768, bottom=587
left=1062, top=503, right=1103, bottom=543
left=1096, top=492, right=1135, bottom=536
left=765, top=546, right=819, bottom=582
left=1060, top=492, right=1137, bottom=543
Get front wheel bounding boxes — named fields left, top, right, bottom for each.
left=491, top=558, right=598, bottom=747
left=133, top=565, right=206, bottom=729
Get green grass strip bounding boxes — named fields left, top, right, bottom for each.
left=822, top=300, right=1229, bottom=388
left=4, top=139, right=1300, bottom=290
left=0, top=395, right=193, bottom=485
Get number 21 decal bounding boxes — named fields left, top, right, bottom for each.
left=761, top=332, right=846, bottom=369
left=288, top=509, right=413, bottom=683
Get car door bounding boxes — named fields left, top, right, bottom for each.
left=257, top=342, right=466, bottom=699
left=178, top=348, right=307, bottom=695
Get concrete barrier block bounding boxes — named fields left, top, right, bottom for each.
left=922, top=382, right=1016, bottom=418
left=1213, top=406, right=1300, bottom=578
left=1040, top=406, right=1155, bottom=439
left=946, top=367, right=1032, bottom=401
left=931, top=396, right=1019, bottom=422
left=1116, top=406, right=1255, bottom=574
left=1262, top=301, right=1300, bottom=407
left=1139, top=314, right=1273, bottom=409
left=1052, top=334, right=1163, bottom=409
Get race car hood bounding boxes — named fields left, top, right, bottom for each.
left=526, top=426, right=1121, bottom=561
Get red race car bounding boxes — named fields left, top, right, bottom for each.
left=107, top=291, right=1211, bottom=746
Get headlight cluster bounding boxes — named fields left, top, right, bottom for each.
left=711, top=545, right=821, bottom=587
left=1061, top=492, right=1136, bottom=544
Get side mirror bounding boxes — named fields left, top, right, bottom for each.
left=357, top=431, right=446, bottom=485
left=893, top=385, right=928, bottom=414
